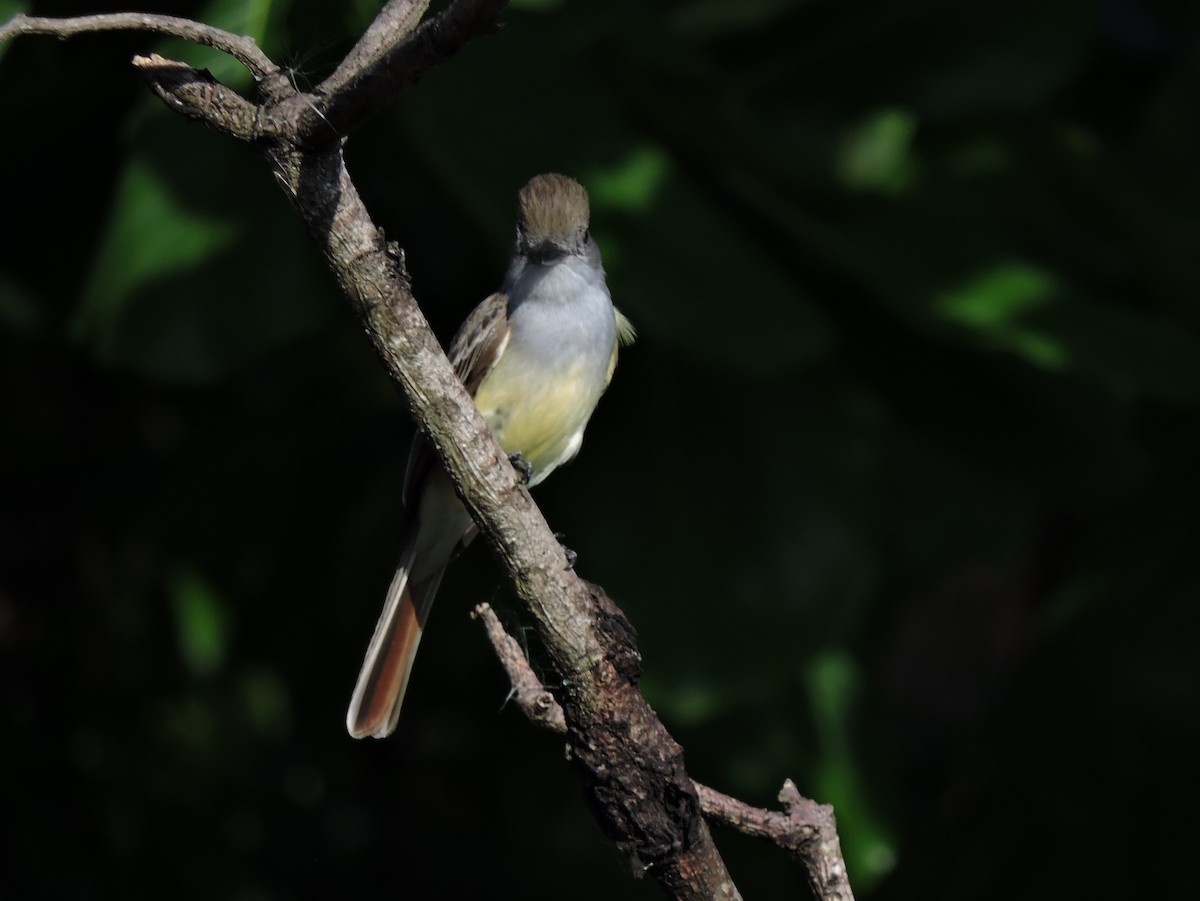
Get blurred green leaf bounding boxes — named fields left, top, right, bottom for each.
left=74, top=118, right=334, bottom=382
left=807, top=650, right=896, bottom=889
left=170, top=567, right=231, bottom=678
left=937, top=262, right=1067, bottom=368
left=77, top=155, right=242, bottom=336
left=809, top=649, right=855, bottom=756
left=933, top=261, right=1200, bottom=399
left=586, top=145, right=670, bottom=214
left=642, top=674, right=730, bottom=728
left=838, top=107, right=919, bottom=196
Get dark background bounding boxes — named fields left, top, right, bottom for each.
left=3, top=0, right=1198, bottom=898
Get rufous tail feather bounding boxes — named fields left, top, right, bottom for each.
left=346, top=546, right=445, bottom=739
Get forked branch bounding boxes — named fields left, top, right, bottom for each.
left=473, top=602, right=856, bottom=901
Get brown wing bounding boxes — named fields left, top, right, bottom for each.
left=402, top=293, right=511, bottom=506
left=448, top=292, right=512, bottom=393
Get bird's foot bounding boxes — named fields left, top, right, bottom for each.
left=508, top=452, right=534, bottom=485
left=554, top=531, right=578, bottom=571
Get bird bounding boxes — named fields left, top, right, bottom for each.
left=347, top=173, right=635, bottom=739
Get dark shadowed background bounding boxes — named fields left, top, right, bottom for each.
left=3, top=0, right=1198, bottom=898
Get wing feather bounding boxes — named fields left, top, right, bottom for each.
left=449, top=292, right=511, bottom=392
left=402, top=293, right=511, bottom=505
left=615, top=308, right=637, bottom=347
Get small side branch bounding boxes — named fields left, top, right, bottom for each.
left=474, top=598, right=567, bottom=732
left=132, top=54, right=262, bottom=140
left=471, top=602, right=856, bottom=901
left=0, top=12, right=278, bottom=79
left=696, top=783, right=854, bottom=901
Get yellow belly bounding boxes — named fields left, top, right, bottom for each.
left=473, top=358, right=598, bottom=477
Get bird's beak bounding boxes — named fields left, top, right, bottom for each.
left=527, top=241, right=566, bottom=265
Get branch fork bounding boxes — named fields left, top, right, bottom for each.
left=473, top=602, right=855, bottom=901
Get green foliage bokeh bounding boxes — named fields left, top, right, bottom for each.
left=2, top=1, right=1198, bottom=898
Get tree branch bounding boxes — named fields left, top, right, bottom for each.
left=132, top=53, right=262, bottom=140
left=472, top=602, right=857, bottom=901
left=474, top=600, right=568, bottom=732
left=0, top=12, right=277, bottom=79
left=1, top=2, right=510, bottom=148
left=696, top=784, right=854, bottom=901
left=264, top=142, right=740, bottom=897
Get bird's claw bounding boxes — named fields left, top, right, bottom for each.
left=508, top=452, right=534, bottom=485
left=554, top=532, right=578, bottom=570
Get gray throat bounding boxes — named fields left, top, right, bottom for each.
left=502, top=249, right=616, bottom=373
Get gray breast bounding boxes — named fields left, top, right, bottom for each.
left=506, top=256, right=616, bottom=378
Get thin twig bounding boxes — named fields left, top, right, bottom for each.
left=0, top=12, right=278, bottom=80
left=697, top=782, right=854, bottom=901
left=471, top=602, right=856, bottom=901
left=474, top=601, right=567, bottom=732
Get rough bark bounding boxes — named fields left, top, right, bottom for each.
left=475, top=601, right=856, bottom=901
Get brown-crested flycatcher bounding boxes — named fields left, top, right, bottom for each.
left=347, top=173, right=634, bottom=739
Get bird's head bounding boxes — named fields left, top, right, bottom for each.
left=516, top=173, right=592, bottom=264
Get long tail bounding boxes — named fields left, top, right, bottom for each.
left=346, top=541, right=446, bottom=739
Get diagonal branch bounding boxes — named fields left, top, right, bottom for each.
left=263, top=140, right=741, bottom=897
left=472, top=602, right=857, bottom=901
left=0, top=11, right=278, bottom=79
